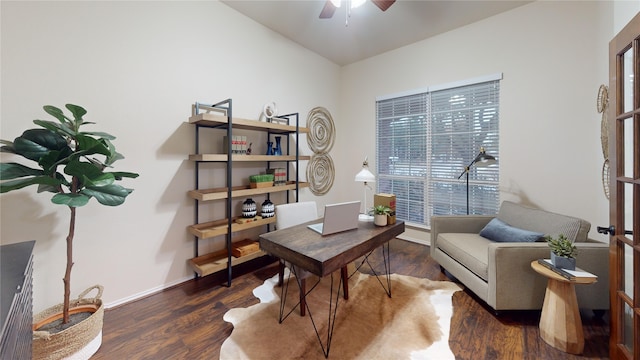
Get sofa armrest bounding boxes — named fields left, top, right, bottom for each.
left=488, top=241, right=610, bottom=310
left=430, top=215, right=494, bottom=254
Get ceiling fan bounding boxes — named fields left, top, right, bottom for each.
left=319, top=0, right=396, bottom=19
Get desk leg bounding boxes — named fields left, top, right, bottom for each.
left=539, top=279, right=584, bottom=354
left=352, top=242, right=392, bottom=297
left=341, top=267, right=349, bottom=300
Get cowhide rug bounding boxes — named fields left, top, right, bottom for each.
left=220, top=270, right=462, bottom=359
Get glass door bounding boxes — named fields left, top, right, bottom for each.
left=608, top=12, right=639, bottom=360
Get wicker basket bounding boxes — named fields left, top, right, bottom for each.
left=33, top=285, right=104, bottom=360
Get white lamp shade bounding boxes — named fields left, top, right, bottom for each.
left=355, top=167, right=376, bottom=182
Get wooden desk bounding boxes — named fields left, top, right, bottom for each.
left=259, top=220, right=405, bottom=358
left=531, top=260, right=597, bottom=354
left=259, top=220, right=405, bottom=278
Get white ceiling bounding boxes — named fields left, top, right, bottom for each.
left=221, top=0, right=531, bottom=66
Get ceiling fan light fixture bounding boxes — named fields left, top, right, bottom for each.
left=351, top=0, right=366, bottom=9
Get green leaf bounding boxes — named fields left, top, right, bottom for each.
left=82, top=131, right=115, bottom=140
left=52, top=193, right=90, bottom=207
left=0, top=142, right=16, bottom=154
left=38, top=183, right=60, bottom=193
left=0, top=175, right=63, bottom=193
left=101, top=139, right=123, bottom=165
left=13, top=129, right=69, bottom=162
left=109, top=171, right=140, bottom=180
left=76, top=134, right=111, bottom=157
left=43, top=105, right=70, bottom=124
left=33, top=120, right=75, bottom=137
left=82, top=184, right=133, bottom=206
left=64, top=159, right=103, bottom=180
left=38, top=148, right=73, bottom=172
left=65, top=104, right=87, bottom=119
left=0, top=163, right=44, bottom=180
left=82, top=173, right=115, bottom=187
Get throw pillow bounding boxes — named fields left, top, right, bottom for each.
left=479, top=218, right=544, bottom=243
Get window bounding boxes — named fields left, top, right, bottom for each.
left=376, top=74, right=500, bottom=227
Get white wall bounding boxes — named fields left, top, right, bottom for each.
left=339, top=1, right=638, bottom=244
left=0, top=1, right=339, bottom=312
left=2, top=0, right=638, bottom=313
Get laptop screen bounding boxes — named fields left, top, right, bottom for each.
left=308, top=200, right=360, bottom=235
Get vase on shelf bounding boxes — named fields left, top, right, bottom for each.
left=261, top=199, right=275, bottom=218
left=273, top=136, right=282, bottom=156
left=242, top=198, right=257, bottom=218
left=266, top=142, right=273, bottom=155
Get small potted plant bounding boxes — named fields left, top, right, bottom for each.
left=545, top=234, right=577, bottom=270
left=370, top=205, right=391, bottom=226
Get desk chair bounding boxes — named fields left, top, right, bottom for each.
left=275, top=201, right=349, bottom=316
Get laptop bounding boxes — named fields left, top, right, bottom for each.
left=307, top=200, right=361, bottom=236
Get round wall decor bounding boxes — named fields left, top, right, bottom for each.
left=307, top=107, right=335, bottom=154
left=596, top=84, right=610, bottom=199
left=602, top=159, right=610, bottom=200
left=597, top=85, right=609, bottom=159
left=306, top=153, right=335, bottom=196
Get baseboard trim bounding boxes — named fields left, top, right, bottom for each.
left=104, top=275, right=193, bottom=309
left=106, top=237, right=429, bottom=310
left=398, top=234, right=429, bottom=246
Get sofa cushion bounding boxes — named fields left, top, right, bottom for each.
left=479, top=218, right=544, bottom=243
left=497, top=201, right=591, bottom=242
left=437, top=233, right=490, bottom=281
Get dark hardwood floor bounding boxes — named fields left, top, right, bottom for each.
left=92, top=239, right=609, bottom=359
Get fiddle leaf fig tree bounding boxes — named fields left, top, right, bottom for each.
left=0, top=104, right=138, bottom=325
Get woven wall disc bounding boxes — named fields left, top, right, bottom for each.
left=307, top=107, right=335, bottom=154
left=307, top=153, right=335, bottom=196
left=597, top=85, right=610, bottom=159
left=596, top=85, right=608, bottom=114
left=602, top=159, right=610, bottom=200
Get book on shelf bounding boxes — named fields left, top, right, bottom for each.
left=536, top=258, right=597, bottom=281
left=223, top=135, right=248, bottom=154
left=267, top=168, right=287, bottom=186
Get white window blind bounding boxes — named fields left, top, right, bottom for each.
left=376, top=78, right=500, bottom=227
left=376, top=93, right=429, bottom=224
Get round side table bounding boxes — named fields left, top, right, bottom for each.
left=530, top=260, right=597, bottom=354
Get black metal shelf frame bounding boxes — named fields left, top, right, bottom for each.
left=191, top=99, right=302, bottom=286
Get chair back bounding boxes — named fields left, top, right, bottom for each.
left=275, top=201, right=318, bottom=230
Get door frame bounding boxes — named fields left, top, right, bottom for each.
left=608, top=11, right=640, bottom=360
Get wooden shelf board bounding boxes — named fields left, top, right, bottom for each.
left=189, top=248, right=267, bottom=277
left=188, top=113, right=309, bottom=134
left=189, top=154, right=311, bottom=162
left=188, top=182, right=310, bottom=201
left=188, top=216, right=277, bottom=239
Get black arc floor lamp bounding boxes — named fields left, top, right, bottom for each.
left=457, top=147, right=497, bottom=215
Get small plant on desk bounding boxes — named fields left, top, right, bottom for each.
left=369, top=205, right=391, bottom=227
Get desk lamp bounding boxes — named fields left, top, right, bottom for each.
left=355, top=157, right=376, bottom=221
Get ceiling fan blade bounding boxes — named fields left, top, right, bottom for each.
left=371, top=0, right=395, bottom=11
left=319, top=1, right=337, bottom=18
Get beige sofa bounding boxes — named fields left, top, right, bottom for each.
left=430, top=201, right=609, bottom=312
